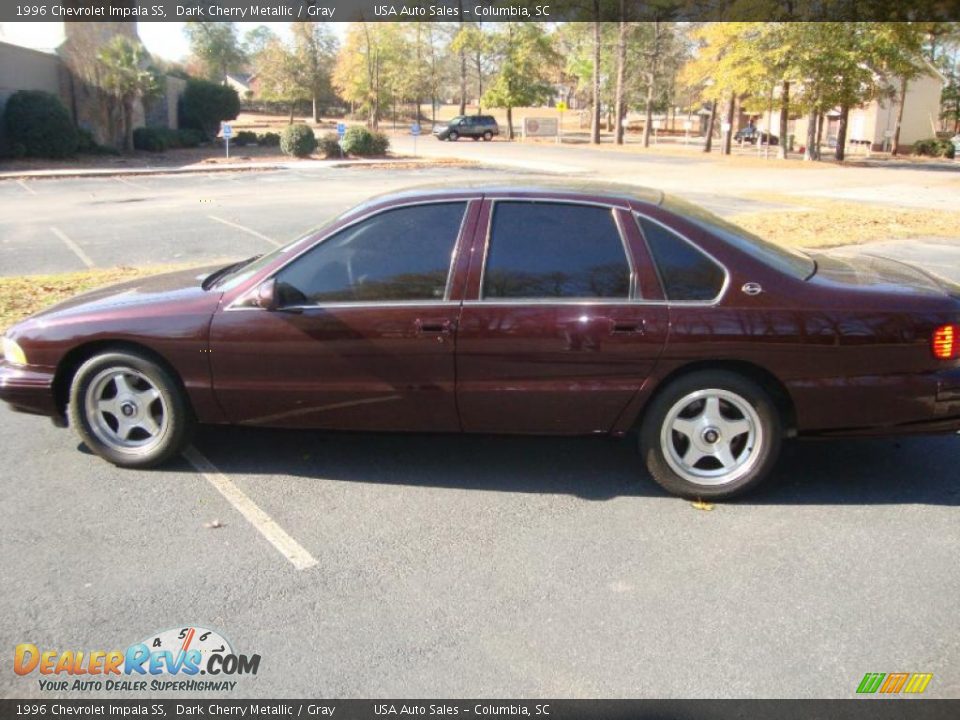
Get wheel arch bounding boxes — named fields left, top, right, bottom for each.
left=637, top=359, right=797, bottom=437
left=53, top=340, right=193, bottom=418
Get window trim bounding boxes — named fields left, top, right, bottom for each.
left=227, top=199, right=473, bottom=311
left=634, top=211, right=730, bottom=307
left=476, top=198, right=637, bottom=304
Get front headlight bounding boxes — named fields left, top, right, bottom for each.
left=2, top=337, right=27, bottom=366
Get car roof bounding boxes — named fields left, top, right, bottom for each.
left=357, top=181, right=665, bottom=210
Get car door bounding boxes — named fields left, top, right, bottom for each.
left=208, top=200, right=478, bottom=432
left=455, top=198, right=669, bottom=434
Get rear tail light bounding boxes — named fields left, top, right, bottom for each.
left=932, top=324, right=957, bottom=360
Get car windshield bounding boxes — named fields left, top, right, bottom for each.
left=663, top=195, right=816, bottom=280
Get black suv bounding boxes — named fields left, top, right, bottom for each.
left=433, top=115, right=499, bottom=142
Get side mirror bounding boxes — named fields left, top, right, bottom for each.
left=253, top=278, right=278, bottom=310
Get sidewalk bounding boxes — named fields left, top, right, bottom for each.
left=0, top=157, right=448, bottom=181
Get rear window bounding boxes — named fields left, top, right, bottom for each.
left=663, top=195, right=815, bottom=280
left=638, top=217, right=726, bottom=302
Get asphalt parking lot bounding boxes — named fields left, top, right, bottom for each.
left=2, top=405, right=958, bottom=698
left=1, top=161, right=959, bottom=699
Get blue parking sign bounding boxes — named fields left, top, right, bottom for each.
left=411, top=124, right=421, bottom=136
left=336, top=122, right=346, bottom=137
left=221, top=123, right=233, bottom=139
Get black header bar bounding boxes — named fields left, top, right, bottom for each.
left=2, top=0, right=959, bottom=23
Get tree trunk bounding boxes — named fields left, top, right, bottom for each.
left=506, top=106, right=514, bottom=140
left=777, top=80, right=790, bottom=159
left=122, top=99, right=133, bottom=154
left=312, top=96, right=319, bottom=123
left=703, top=99, right=717, bottom=153
left=591, top=13, right=601, bottom=145
left=891, top=76, right=908, bottom=156
left=642, top=80, right=654, bottom=148
left=834, top=102, right=849, bottom=161
left=613, top=9, right=627, bottom=145
left=289, top=104, right=294, bottom=124
left=458, top=16, right=467, bottom=115
left=722, top=95, right=735, bottom=155
left=815, top=110, right=825, bottom=158
left=804, top=107, right=818, bottom=161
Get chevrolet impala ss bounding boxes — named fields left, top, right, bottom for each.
left=2, top=183, right=959, bottom=499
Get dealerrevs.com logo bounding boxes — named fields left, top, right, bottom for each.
left=14, top=626, right=261, bottom=692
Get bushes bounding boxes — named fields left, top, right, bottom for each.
left=257, top=132, right=280, bottom=147
left=133, top=127, right=207, bottom=152
left=912, top=137, right=955, bottom=159
left=318, top=132, right=342, bottom=158
left=280, top=124, right=317, bottom=157
left=179, top=79, right=240, bottom=137
left=341, top=126, right=390, bottom=157
left=3, top=90, right=78, bottom=158
left=232, top=130, right=258, bottom=147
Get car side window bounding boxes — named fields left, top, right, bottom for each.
left=274, top=202, right=466, bottom=306
left=637, top=216, right=725, bottom=302
left=482, top=202, right=631, bottom=300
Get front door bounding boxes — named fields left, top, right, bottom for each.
left=456, top=199, right=669, bottom=434
left=209, top=201, right=475, bottom=432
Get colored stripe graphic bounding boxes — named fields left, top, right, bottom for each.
left=857, top=673, right=886, bottom=694
left=879, top=673, right=909, bottom=693
left=903, top=673, right=933, bottom=694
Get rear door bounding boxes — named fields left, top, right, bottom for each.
left=455, top=198, right=669, bottom=434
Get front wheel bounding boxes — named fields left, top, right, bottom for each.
left=639, top=371, right=781, bottom=499
left=68, top=350, right=193, bottom=468
left=448, top=131, right=459, bottom=142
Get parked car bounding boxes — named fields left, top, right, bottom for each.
left=734, top=127, right=779, bottom=146
left=3, top=183, right=959, bottom=499
left=433, top=115, right=499, bottom=142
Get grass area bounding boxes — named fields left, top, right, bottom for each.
left=0, top=264, right=196, bottom=330
left=728, top=196, right=960, bottom=248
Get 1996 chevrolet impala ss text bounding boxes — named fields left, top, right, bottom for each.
left=2, top=183, right=959, bottom=499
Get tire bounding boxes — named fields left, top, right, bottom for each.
left=448, top=131, right=459, bottom=142
left=639, top=370, right=781, bottom=500
left=68, top=350, right=193, bottom=468
left=483, top=131, right=493, bottom=141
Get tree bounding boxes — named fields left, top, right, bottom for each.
left=451, top=23, right=490, bottom=114
left=255, top=37, right=304, bottom=122
left=334, top=23, right=408, bottom=129
left=482, top=23, right=557, bottom=140
left=184, top=22, right=246, bottom=82
left=292, top=23, right=338, bottom=122
left=96, top=36, right=158, bottom=153
left=242, top=25, right=276, bottom=59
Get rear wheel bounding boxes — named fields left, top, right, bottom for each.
left=448, top=131, right=459, bottom=142
left=68, top=351, right=193, bottom=468
left=640, top=370, right=781, bottom=499
left=483, top=131, right=493, bottom=141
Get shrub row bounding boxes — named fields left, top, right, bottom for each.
left=912, top=137, right=956, bottom=159
left=132, top=127, right=205, bottom=152
left=3, top=90, right=78, bottom=159
left=279, top=124, right=390, bottom=159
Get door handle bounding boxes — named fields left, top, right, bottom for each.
left=415, top=318, right=456, bottom=335
left=610, top=320, right=645, bottom=335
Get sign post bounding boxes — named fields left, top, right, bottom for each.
left=221, top=122, right=233, bottom=159
left=336, top=122, right=346, bottom=159
left=556, top=101, right=567, bottom=144
left=411, top=123, right=421, bottom=157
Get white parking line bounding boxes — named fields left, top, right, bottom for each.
left=115, top=176, right=148, bottom=190
left=50, top=226, right=95, bottom=268
left=208, top=215, right=280, bottom=247
left=17, top=179, right=36, bottom=195
left=183, top=446, right=318, bottom=571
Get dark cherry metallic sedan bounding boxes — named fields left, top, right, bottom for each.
left=2, top=183, right=959, bottom=498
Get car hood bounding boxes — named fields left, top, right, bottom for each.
left=808, top=250, right=960, bottom=298
left=29, top=265, right=225, bottom=322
